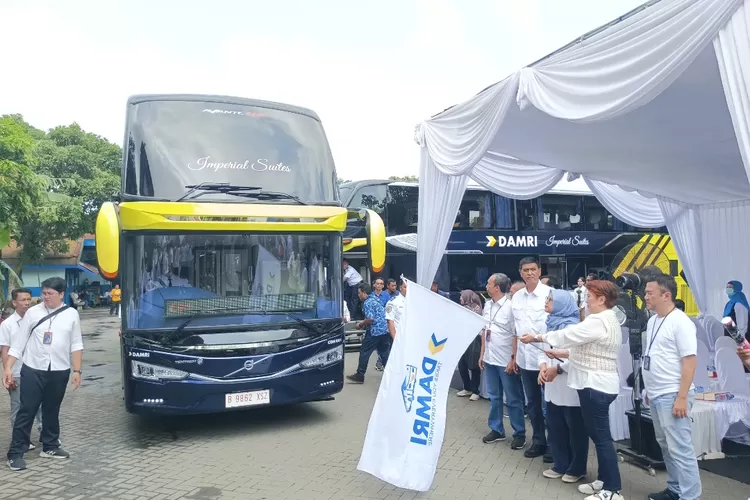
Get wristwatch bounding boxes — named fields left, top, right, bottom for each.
left=73, top=370, right=82, bottom=375
left=556, top=366, right=563, bottom=375
left=510, top=354, right=515, bottom=360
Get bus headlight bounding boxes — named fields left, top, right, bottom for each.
left=300, top=346, right=343, bottom=369
left=131, top=361, right=189, bottom=381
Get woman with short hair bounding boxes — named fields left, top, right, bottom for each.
left=521, top=280, right=623, bottom=500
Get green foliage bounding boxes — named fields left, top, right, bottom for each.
left=0, top=114, right=122, bottom=264
left=337, top=177, right=351, bottom=184
left=388, top=175, right=418, bottom=182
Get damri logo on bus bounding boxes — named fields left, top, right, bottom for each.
left=403, top=333, right=448, bottom=446
left=485, top=234, right=590, bottom=248
left=187, top=156, right=291, bottom=173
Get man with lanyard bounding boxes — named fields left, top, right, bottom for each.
left=0, top=288, right=42, bottom=449
left=346, top=282, right=389, bottom=384
left=643, top=275, right=700, bottom=500
left=511, top=256, right=550, bottom=459
left=479, top=273, right=527, bottom=450
left=3, top=277, right=84, bottom=471
left=385, top=279, right=407, bottom=339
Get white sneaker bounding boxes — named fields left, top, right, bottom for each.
left=584, top=491, right=623, bottom=500
left=542, top=469, right=563, bottom=479
left=562, top=474, right=584, bottom=483
left=579, top=480, right=604, bottom=495
left=469, top=393, right=480, bottom=401
left=456, top=390, right=471, bottom=397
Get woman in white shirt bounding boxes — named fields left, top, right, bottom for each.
left=521, top=280, right=623, bottom=500
left=538, top=289, right=588, bottom=485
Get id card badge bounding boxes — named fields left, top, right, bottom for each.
left=643, top=355, right=651, bottom=371
left=485, top=329, right=491, bottom=342
left=43, top=331, right=53, bottom=345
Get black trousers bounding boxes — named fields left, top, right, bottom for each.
left=457, top=356, right=480, bottom=393
left=8, top=364, right=69, bottom=458
left=356, top=333, right=391, bottom=376
left=110, top=302, right=120, bottom=315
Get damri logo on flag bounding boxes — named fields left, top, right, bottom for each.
left=357, top=279, right=486, bottom=492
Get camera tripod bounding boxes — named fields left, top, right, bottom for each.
left=615, top=292, right=664, bottom=476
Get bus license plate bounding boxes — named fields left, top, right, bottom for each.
left=225, top=390, right=270, bottom=408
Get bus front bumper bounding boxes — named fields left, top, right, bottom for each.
left=127, top=362, right=344, bottom=415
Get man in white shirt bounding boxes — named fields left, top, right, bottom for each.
left=385, top=279, right=407, bottom=339
left=0, top=288, right=42, bottom=448
left=643, top=275, right=700, bottom=500
left=342, top=259, right=363, bottom=320
left=511, top=256, right=550, bottom=458
left=478, top=273, right=526, bottom=450
left=3, top=277, right=84, bottom=471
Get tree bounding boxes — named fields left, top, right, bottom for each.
left=0, top=115, right=122, bottom=265
left=388, top=175, right=418, bottom=182
left=337, top=177, right=351, bottom=184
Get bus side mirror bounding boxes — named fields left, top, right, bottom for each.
left=96, top=202, right=120, bottom=280
left=364, top=209, right=385, bottom=273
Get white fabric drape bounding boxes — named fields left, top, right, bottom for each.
left=516, top=0, right=742, bottom=122
left=714, top=2, right=750, bottom=185
left=472, top=152, right=564, bottom=200
left=416, top=149, right=468, bottom=286
left=657, top=200, right=708, bottom=312
left=585, top=179, right=665, bottom=228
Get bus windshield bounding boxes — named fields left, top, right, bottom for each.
left=121, top=232, right=342, bottom=331
left=123, top=99, right=338, bottom=203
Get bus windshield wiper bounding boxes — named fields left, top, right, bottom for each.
left=161, top=314, right=201, bottom=345
left=224, top=190, right=307, bottom=205
left=176, top=182, right=263, bottom=202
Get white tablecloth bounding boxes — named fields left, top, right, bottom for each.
left=610, top=388, right=634, bottom=442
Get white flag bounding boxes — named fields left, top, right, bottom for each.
left=357, top=279, right=486, bottom=491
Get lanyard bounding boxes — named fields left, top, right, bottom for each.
left=487, top=297, right=507, bottom=329
left=646, top=308, right=675, bottom=356
left=44, top=307, right=60, bottom=331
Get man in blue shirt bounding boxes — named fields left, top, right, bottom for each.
left=346, top=282, right=390, bottom=384
left=370, top=277, right=390, bottom=372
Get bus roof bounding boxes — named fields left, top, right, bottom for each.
left=126, top=94, right=322, bottom=122
left=343, top=176, right=593, bottom=197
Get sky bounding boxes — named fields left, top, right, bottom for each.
left=0, top=0, right=644, bottom=181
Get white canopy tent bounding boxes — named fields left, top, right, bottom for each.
left=415, top=0, right=750, bottom=318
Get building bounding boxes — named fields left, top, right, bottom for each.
left=1, top=234, right=107, bottom=304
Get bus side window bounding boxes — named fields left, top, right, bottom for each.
left=387, top=185, right=418, bottom=235
left=516, top=199, right=537, bottom=230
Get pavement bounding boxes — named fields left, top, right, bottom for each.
left=0, top=311, right=746, bottom=500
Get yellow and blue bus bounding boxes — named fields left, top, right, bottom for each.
left=340, top=179, right=697, bottom=315
left=96, top=95, right=384, bottom=414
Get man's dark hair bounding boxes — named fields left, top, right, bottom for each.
left=518, top=256, right=539, bottom=269
left=649, top=274, right=677, bottom=302
left=342, top=258, right=349, bottom=264
left=542, top=276, right=561, bottom=289
left=586, top=273, right=597, bottom=280
left=674, top=298, right=686, bottom=311
left=373, top=276, right=384, bottom=284
left=41, top=277, right=66, bottom=293
left=357, top=282, right=371, bottom=295
left=11, top=288, right=33, bottom=300
left=386, top=278, right=397, bottom=286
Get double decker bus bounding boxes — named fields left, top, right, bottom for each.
left=340, top=178, right=698, bottom=315
left=96, top=95, right=384, bottom=414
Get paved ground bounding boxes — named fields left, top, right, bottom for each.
left=0, top=311, right=746, bottom=500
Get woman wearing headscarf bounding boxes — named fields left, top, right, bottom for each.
left=457, top=290, right=484, bottom=401
left=723, top=280, right=750, bottom=342
left=539, top=289, right=588, bottom=484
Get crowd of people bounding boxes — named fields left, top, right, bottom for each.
left=347, top=255, right=750, bottom=500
